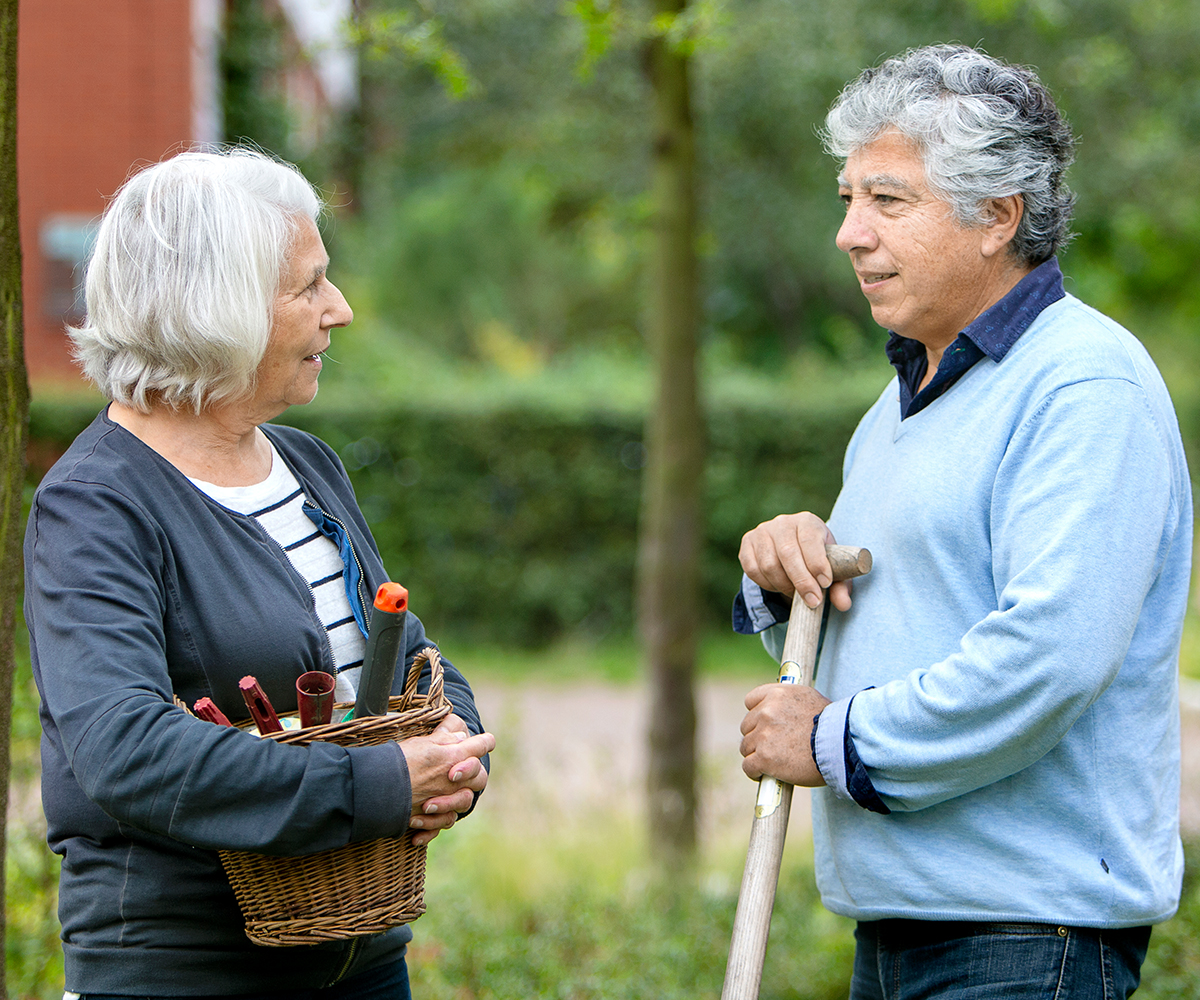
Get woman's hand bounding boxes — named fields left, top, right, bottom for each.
left=402, top=714, right=494, bottom=847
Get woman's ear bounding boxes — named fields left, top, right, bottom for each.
left=981, top=193, right=1024, bottom=258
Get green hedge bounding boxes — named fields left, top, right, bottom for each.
left=28, top=397, right=866, bottom=646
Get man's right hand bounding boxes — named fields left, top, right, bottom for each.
left=738, top=511, right=854, bottom=612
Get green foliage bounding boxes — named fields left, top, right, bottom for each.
left=4, top=598, right=63, bottom=999
left=300, top=0, right=1200, bottom=376
left=24, top=388, right=871, bottom=648
left=220, top=0, right=294, bottom=156
left=337, top=164, right=643, bottom=362
left=349, top=4, right=479, bottom=99
left=5, top=824, right=62, bottom=998
left=281, top=397, right=864, bottom=646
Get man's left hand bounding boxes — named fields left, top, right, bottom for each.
left=740, top=683, right=832, bottom=787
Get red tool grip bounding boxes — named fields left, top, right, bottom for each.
left=374, top=582, right=408, bottom=615
left=239, top=675, right=283, bottom=734
left=296, top=670, right=336, bottom=728
left=193, top=697, right=232, bottom=727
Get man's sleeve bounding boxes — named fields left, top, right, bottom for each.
left=732, top=574, right=793, bottom=635
left=812, top=694, right=890, bottom=814
left=845, top=378, right=1185, bottom=812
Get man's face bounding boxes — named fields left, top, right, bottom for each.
left=836, top=131, right=1003, bottom=352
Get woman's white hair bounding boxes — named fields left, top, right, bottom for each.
left=822, top=44, right=1076, bottom=265
left=69, top=147, right=323, bottom=412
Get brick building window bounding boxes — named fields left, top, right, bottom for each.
left=40, top=214, right=97, bottom=327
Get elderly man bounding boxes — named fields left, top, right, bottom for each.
left=734, top=45, right=1191, bottom=999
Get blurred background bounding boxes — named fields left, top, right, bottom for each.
left=10, top=0, right=1200, bottom=996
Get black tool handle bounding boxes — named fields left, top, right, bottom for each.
left=354, top=583, right=409, bottom=719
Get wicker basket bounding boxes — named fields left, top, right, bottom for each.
left=219, top=647, right=452, bottom=947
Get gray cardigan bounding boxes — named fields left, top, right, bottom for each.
left=25, top=408, right=485, bottom=994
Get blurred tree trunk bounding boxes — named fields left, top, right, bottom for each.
left=0, top=0, right=28, bottom=992
left=336, top=0, right=404, bottom=214
left=639, top=0, right=703, bottom=865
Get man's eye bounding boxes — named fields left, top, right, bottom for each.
left=875, top=194, right=897, bottom=205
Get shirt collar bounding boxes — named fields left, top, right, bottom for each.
left=884, top=257, right=1066, bottom=420
left=885, top=256, right=1065, bottom=369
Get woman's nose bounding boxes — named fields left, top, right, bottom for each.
left=324, top=281, right=354, bottom=329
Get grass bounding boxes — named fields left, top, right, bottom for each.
left=410, top=817, right=856, bottom=1000
left=9, top=621, right=1200, bottom=997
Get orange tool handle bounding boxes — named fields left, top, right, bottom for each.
left=375, top=582, right=408, bottom=615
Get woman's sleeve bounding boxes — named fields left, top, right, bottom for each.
left=26, top=479, right=413, bottom=855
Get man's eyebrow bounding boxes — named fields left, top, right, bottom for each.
left=306, top=261, right=329, bottom=284
left=838, top=173, right=917, bottom=194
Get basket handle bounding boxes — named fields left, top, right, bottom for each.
left=399, top=646, right=445, bottom=711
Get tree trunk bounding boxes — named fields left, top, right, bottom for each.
left=639, top=0, right=703, bottom=865
left=0, top=0, right=28, bottom=993
left=335, top=0, right=403, bottom=215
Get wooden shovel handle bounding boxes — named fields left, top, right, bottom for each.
left=721, top=544, right=871, bottom=1000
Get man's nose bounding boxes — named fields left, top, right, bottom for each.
left=835, top=202, right=877, bottom=254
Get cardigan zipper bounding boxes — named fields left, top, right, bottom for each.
left=326, top=937, right=360, bottom=986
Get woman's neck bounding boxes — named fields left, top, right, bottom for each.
left=107, top=401, right=274, bottom=487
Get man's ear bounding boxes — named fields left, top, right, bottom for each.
left=980, top=194, right=1024, bottom=258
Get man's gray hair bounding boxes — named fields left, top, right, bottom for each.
left=822, top=44, right=1075, bottom=265
left=70, top=148, right=323, bottom=413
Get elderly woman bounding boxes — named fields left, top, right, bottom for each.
left=734, top=46, right=1189, bottom=998
left=24, top=149, right=494, bottom=998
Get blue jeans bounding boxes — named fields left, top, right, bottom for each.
left=78, top=956, right=411, bottom=1000
left=850, top=920, right=1151, bottom=999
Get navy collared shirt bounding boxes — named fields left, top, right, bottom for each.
left=887, top=257, right=1066, bottom=419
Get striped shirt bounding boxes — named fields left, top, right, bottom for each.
left=188, top=443, right=365, bottom=701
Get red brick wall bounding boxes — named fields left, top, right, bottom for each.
left=18, top=0, right=195, bottom=383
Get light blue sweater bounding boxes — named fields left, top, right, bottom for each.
left=765, top=292, right=1192, bottom=926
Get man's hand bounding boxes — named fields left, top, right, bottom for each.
left=401, top=713, right=494, bottom=847
left=738, top=512, right=853, bottom=612
left=740, top=683, right=831, bottom=787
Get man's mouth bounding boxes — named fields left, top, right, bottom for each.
left=859, top=271, right=897, bottom=285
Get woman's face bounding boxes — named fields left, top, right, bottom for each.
left=252, top=217, right=353, bottom=418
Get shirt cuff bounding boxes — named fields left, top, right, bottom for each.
left=811, top=694, right=890, bottom=815
left=732, top=574, right=792, bottom=634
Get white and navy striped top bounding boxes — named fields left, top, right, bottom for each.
left=189, top=443, right=365, bottom=702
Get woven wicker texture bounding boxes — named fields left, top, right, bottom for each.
left=219, top=647, right=452, bottom=947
